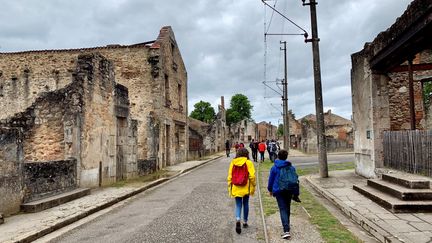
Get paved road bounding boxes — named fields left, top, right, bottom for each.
left=290, top=153, right=354, bottom=168
left=50, top=156, right=262, bottom=243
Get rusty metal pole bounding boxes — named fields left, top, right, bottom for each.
left=303, top=0, right=328, bottom=177
left=408, top=58, right=416, bottom=130
left=281, top=41, right=290, bottom=151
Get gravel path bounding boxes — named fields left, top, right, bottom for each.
left=260, top=167, right=324, bottom=243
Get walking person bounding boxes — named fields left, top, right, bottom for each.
left=225, top=140, right=231, bottom=157
left=267, top=149, right=301, bottom=240
left=269, top=139, right=278, bottom=162
left=258, top=140, right=266, bottom=162
left=227, top=148, right=256, bottom=234
left=249, top=139, right=258, bottom=162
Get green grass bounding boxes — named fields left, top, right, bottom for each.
left=108, top=169, right=172, bottom=188
left=259, top=159, right=361, bottom=243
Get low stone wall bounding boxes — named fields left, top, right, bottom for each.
left=23, top=159, right=77, bottom=203
left=0, top=128, right=23, bottom=215
left=137, top=158, right=157, bottom=176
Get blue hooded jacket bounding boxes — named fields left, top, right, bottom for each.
left=267, top=159, right=299, bottom=196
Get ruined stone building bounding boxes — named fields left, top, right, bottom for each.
left=188, top=97, right=228, bottom=159
left=299, top=110, right=353, bottom=153
left=229, top=119, right=258, bottom=144
left=351, top=0, right=432, bottom=177
left=258, top=121, right=278, bottom=142
left=0, top=26, right=188, bottom=215
left=288, top=112, right=302, bottom=149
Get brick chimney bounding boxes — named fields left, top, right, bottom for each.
left=221, top=96, right=225, bottom=109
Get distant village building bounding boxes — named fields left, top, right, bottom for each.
left=351, top=0, right=432, bottom=178
left=229, top=119, right=258, bottom=144
left=258, top=121, right=278, bottom=142
left=0, top=26, right=188, bottom=215
left=299, top=110, right=353, bottom=153
left=188, top=97, right=227, bottom=160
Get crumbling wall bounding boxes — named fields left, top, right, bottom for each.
left=387, top=72, right=424, bottom=130
left=0, top=128, right=23, bottom=215
left=22, top=159, right=76, bottom=203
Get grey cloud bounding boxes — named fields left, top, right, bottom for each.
left=0, top=0, right=414, bottom=125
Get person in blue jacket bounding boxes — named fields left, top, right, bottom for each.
left=267, top=149, right=301, bottom=240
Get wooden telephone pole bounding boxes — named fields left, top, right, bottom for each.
left=303, top=0, right=328, bottom=178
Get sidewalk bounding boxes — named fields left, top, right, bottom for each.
left=0, top=154, right=222, bottom=243
left=304, top=170, right=432, bottom=243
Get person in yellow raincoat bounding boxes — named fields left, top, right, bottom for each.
left=227, top=148, right=256, bottom=234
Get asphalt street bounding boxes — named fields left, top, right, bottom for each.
left=50, top=156, right=262, bottom=243
left=289, top=153, right=354, bottom=168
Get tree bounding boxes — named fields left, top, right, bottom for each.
left=277, top=124, right=284, bottom=137
left=226, top=94, right=253, bottom=125
left=189, top=101, right=216, bottom=123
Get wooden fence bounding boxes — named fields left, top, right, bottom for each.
left=383, top=130, right=432, bottom=176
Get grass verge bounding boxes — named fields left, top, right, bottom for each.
left=259, top=159, right=360, bottom=243
left=108, top=169, right=173, bottom=188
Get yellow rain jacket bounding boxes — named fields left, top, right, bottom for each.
left=227, top=157, right=256, bottom=197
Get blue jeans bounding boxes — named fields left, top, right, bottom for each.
left=235, top=195, right=249, bottom=222
left=275, top=191, right=292, bottom=232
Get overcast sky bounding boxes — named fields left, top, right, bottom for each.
left=0, top=0, right=413, bottom=126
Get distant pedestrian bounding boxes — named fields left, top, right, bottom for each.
left=267, top=149, right=301, bottom=240
left=225, top=140, right=231, bottom=157
left=227, top=148, right=256, bottom=234
left=266, top=139, right=271, bottom=159
left=239, top=142, right=244, bottom=148
left=268, top=139, right=278, bottom=162
left=234, top=142, right=240, bottom=152
left=249, top=139, right=258, bottom=162
left=258, top=140, right=266, bottom=162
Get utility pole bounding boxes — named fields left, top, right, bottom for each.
left=302, top=0, right=328, bottom=178
left=280, top=41, right=290, bottom=151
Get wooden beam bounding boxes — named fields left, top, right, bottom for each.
left=390, top=63, right=432, bottom=73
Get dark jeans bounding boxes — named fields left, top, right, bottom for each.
left=275, top=191, right=293, bottom=232
left=259, top=151, right=265, bottom=161
left=251, top=149, right=258, bottom=161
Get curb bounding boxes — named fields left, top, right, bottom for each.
left=15, top=155, right=223, bottom=243
left=303, top=176, right=404, bottom=243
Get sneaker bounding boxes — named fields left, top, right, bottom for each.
left=243, top=222, right=248, bottom=228
left=293, top=196, right=301, bottom=203
left=281, top=232, right=291, bottom=239
left=235, top=221, right=241, bottom=234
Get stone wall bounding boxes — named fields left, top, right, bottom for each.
left=0, top=128, right=23, bottom=215
left=351, top=51, right=377, bottom=178
left=22, top=159, right=77, bottom=203
left=0, top=26, right=188, bottom=173
left=387, top=72, right=424, bottom=130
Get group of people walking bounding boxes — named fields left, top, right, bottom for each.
left=225, top=139, right=280, bottom=162
left=226, top=145, right=300, bottom=240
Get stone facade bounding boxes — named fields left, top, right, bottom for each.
left=299, top=110, right=353, bottom=153
left=351, top=0, right=432, bottom=177
left=0, top=27, right=188, bottom=215
left=258, top=121, right=277, bottom=142
left=188, top=97, right=227, bottom=159
left=0, top=53, right=139, bottom=215
left=0, top=26, right=188, bottom=171
left=229, top=119, right=259, bottom=144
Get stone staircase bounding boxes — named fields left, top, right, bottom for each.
left=353, top=172, right=432, bottom=213
left=21, top=188, right=91, bottom=213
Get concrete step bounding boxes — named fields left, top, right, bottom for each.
left=367, top=179, right=432, bottom=200
left=353, top=185, right=432, bottom=213
left=382, top=173, right=430, bottom=189
left=21, top=188, right=91, bottom=213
